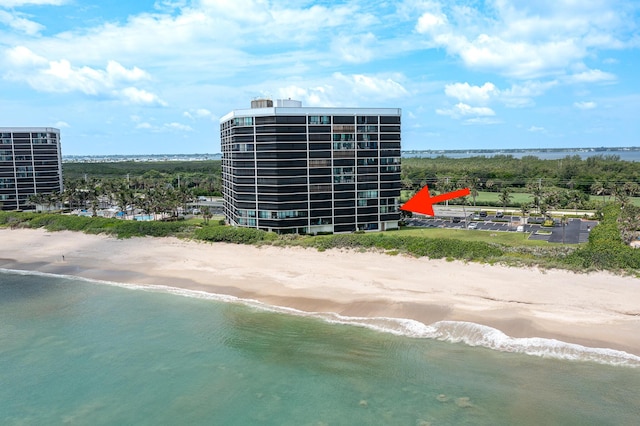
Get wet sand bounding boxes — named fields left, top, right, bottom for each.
left=1, top=228, right=639, bottom=356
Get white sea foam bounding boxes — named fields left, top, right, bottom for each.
left=2, top=267, right=640, bottom=368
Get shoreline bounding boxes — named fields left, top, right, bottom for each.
left=1, top=228, right=639, bottom=359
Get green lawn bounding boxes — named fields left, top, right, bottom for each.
left=402, top=190, right=536, bottom=205
left=402, top=189, right=640, bottom=207
left=389, top=226, right=561, bottom=247
left=473, top=191, right=533, bottom=205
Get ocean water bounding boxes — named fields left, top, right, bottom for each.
left=1, top=271, right=639, bottom=425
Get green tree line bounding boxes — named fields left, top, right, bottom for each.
left=401, top=154, right=640, bottom=211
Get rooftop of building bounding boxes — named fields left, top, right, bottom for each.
left=0, top=127, right=61, bottom=133
left=220, top=99, right=401, bottom=122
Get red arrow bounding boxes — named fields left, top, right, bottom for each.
left=400, top=184, right=470, bottom=216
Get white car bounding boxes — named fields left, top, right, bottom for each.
left=468, top=222, right=478, bottom=229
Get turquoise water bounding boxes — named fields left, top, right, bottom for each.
left=1, top=271, right=639, bottom=425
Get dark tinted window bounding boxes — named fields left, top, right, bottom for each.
left=276, top=116, right=306, bottom=124
left=333, top=116, right=354, bottom=124
left=379, top=116, right=400, bottom=124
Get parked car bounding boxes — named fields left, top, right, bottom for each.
left=495, top=211, right=504, bottom=218
left=468, top=222, right=478, bottom=229
left=479, top=211, right=488, bottom=217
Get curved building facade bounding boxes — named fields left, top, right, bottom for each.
left=0, top=127, right=63, bottom=211
left=220, top=100, right=401, bottom=234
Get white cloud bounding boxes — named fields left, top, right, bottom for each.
left=463, top=117, right=501, bottom=125
left=183, top=108, right=213, bottom=120
left=444, top=82, right=496, bottom=104
left=414, top=1, right=636, bottom=79
left=54, top=120, right=70, bottom=128
left=574, top=101, right=597, bottom=110
left=436, top=102, right=495, bottom=119
left=332, top=33, right=378, bottom=64
left=1, top=0, right=637, bottom=155
left=0, top=0, right=67, bottom=7
left=154, top=0, right=187, bottom=12
left=3, top=46, right=164, bottom=105
left=105, top=61, right=149, bottom=82
left=164, top=122, right=193, bottom=132
left=442, top=80, right=557, bottom=109
left=120, top=87, right=167, bottom=106
left=0, top=10, right=44, bottom=35
left=194, top=108, right=211, bottom=117
left=5, top=45, right=47, bottom=67
left=276, top=85, right=334, bottom=107
left=334, top=72, right=408, bottom=98
left=273, top=71, right=409, bottom=108
left=528, top=126, right=545, bottom=132
left=415, top=12, right=447, bottom=34
left=134, top=119, right=193, bottom=132
left=567, top=69, right=617, bottom=84
left=499, top=80, right=558, bottom=107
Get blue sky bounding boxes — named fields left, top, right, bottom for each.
left=1, top=0, right=639, bottom=155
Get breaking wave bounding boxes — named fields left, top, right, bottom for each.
left=2, top=267, right=639, bottom=368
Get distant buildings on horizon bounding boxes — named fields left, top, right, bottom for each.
left=62, top=146, right=640, bottom=163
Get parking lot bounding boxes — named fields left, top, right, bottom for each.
left=404, top=212, right=597, bottom=244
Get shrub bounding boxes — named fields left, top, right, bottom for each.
left=194, top=225, right=277, bottom=244
left=302, top=233, right=503, bottom=261
left=0, top=212, right=194, bottom=238
left=566, top=204, right=640, bottom=271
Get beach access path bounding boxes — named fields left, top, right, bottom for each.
left=1, top=228, right=639, bottom=356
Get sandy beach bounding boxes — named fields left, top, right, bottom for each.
left=1, top=228, right=639, bottom=356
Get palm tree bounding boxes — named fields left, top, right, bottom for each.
left=520, top=203, right=530, bottom=220
left=47, top=191, right=62, bottom=211
left=527, top=180, right=544, bottom=213
left=499, top=188, right=512, bottom=208
left=201, top=206, right=212, bottom=225
left=539, top=203, right=549, bottom=219
left=83, top=178, right=101, bottom=216
left=459, top=175, right=480, bottom=206
left=62, top=179, right=80, bottom=210
left=28, top=193, right=47, bottom=211
left=612, top=184, right=629, bottom=207
left=590, top=181, right=606, bottom=204
left=543, top=188, right=561, bottom=213
left=435, top=176, right=453, bottom=194
left=568, top=190, right=584, bottom=216
left=115, top=185, right=134, bottom=218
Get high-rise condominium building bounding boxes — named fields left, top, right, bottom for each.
left=0, top=127, right=63, bottom=211
left=220, top=99, right=401, bottom=234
